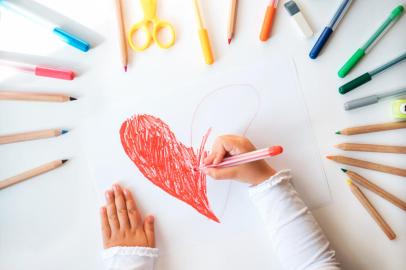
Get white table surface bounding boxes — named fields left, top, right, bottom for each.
left=0, top=0, right=405, bottom=269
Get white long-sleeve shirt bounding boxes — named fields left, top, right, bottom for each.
left=103, top=170, right=340, bottom=270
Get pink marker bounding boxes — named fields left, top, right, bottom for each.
left=0, top=59, right=75, bottom=80
left=202, top=145, right=283, bottom=169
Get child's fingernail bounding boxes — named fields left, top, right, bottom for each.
left=105, top=191, right=111, bottom=200
left=123, top=188, right=130, bottom=196
left=148, top=215, right=155, bottom=223
left=100, top=207, right=106, bottom=213
left=113, top=184, right=119, bottom=192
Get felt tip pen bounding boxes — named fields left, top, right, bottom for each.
left=200, top=146, right=283, bottom=170
left=344, top=87, right=406, bottom=110
left=339, top=51, right=406, bottom=94
left=309, top=0, right=353, bottom=59
left=0, top=0, right=90, bottom=52
left=0, top=59, right=75, bottom=80
left=338, top=5, right=404, bottom=78
left=260, top=0, right=279, bottom=42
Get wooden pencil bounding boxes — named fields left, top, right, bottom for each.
left=228, top=0, right=238, bottom=44
left=343, top=169, right=406, bottom=211
left=347, top=179, right=396, bottom=240
left=336, top=121, right=406, bottom=135
left=0, top=159, right=67, bottom=190
left=336, top=143, right=406, bottom=154
left=0, top=91, right=76, bottom=102
left=326, top=155, right=406, bottom=177
left=115, top=0, right=128, bottom=72
left=0, top=128, right=68, bottom=145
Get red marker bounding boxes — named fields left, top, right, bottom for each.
left=202, top=146, right=283, bottom=169
left=0, top=59, right=74, bottom=80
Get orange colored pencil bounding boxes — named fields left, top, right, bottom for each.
left=336, top=121, right=406, bottom=135
left=260, top=0, right=279, bottom=41
left=115, top=0, right=128, bottom=72
left=347, top=179, right=396, bottom=240
left=228, top=0, right=238, bottom=44
left=343, top=169, right=406, bottom=212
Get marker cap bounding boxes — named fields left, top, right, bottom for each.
left=338, top=48, right=365, bottom=78
left=35, top=66, right=75, bottom=80
left=339, top=72, right=371, bottom=95
left=52, top=27, right=90, bottom=52
left=198, top=28, right=214, bottom=65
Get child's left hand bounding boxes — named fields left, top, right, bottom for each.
left=100, top=184, right=155, bottom=249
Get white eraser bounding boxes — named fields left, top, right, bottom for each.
left=284, top=0, right=314, bottom=38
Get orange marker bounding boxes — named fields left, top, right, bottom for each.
left=260, top=0, right=279, bottom=41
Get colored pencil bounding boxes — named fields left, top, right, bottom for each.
left=336, top=121, right=406, bottom=135
left=343, top=169, right=406, bottom=211
left=0, top=128, right=68, bottom=145
left=202, top=146, right=283, bottom=169
left=344, top=87, right=406, bottom=110
left=193, top=0, right=215, bottom=65
left=260, top=0, right=279, bottom=41
left=0, top=159, right=68, bottom=190
left=335, top=143, right=406, bottom=154
left=327, top=155, right=406, bottom=177
left=114, top=0, right=128, bottom=72
left=228, top=0, right=238, bottom=44
left=0, top=91, right=76, bottom=102
left=346, top=179, right=396, bottom=240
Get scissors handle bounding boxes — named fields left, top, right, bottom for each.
left=152, top=20, right=176, bottom=49
left=128, top=21, right=153, bottom=51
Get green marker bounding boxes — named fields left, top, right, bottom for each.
left=339, top=51, right=406, bottom=94
left=338, top=5, right=404, bottom=78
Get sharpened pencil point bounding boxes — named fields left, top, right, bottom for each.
left=124, top=66, right=128, bottom=72
left=69, top=97, right=77, bottom=101
left=335, top=131, right=341, bottom=135
left=62, top=159, right=68, bottom=164
left=228, top=38, right=232, bottom=44
left=346, top=179, right=352, bottom=185
left=61, top=129, right=69, bottom=135
left=341, top=168, right=348, bottom=173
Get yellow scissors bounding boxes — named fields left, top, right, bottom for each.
left=128, top=0, right=176, bottom=51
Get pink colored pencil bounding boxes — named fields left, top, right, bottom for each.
left=202, top=146, right=283, bottom=169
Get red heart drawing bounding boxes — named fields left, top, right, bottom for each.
left=119, top=114, right=219, bottom=222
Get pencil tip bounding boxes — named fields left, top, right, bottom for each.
left=335, top=131, right=341, bottom=135
left=228, top=38, right=232, bottom=45
left=69, top=97, right=77, bottom=101
left=341, top=168, right=348, bottom=173
left=61, top=129, right=69, bottom=135
left=346, top=179, right=352, bottom=185
left=124, top=66, right=128, bottom=72
left=62, top=159, right=68, bottom=164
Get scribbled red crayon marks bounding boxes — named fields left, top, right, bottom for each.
left=119, top=114, right=219, bottom=222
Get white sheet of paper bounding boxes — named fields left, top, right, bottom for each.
left=82, top=56, right=332, bottom=270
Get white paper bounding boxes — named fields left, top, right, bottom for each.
left=82, top=56, right=332, bottom=270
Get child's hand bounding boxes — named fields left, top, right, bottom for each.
left=203, top=135, right=276, bottom=185
left=100, top=184, right=155, bottom=249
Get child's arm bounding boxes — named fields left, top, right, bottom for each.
left=100, top=184, right=158, bottom=270
left=204, top=135, right=341, bottom=270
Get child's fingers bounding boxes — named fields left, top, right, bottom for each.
left=105, top=190, right=120, bottom=232
left=113, top=184, right=130, bottom=230
left=100, top=207, right=111, bottom=244
left=123, top=188, right=142, bottom=229
left=204, top=167, right=237, bottom=180
left=144, top=216, right=155, bottom=248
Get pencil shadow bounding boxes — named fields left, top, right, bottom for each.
left=11, top=0, right=104, bottom=49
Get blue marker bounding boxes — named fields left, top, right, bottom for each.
left=0, top=0, right=90, bottom=52
left=309, top=0, right=353, bottom=59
